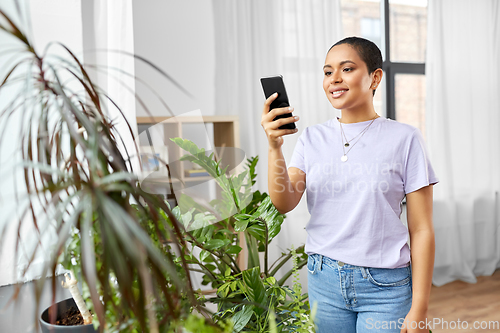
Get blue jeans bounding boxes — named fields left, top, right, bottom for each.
left=307, top=253, right=412, bottom=333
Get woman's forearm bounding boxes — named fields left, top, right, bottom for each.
left=267, top=147, right=301, bottom=214
left=409, top=229, right=435, bottom=312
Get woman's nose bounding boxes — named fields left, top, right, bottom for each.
left=332, top=74, right=342, bottom=84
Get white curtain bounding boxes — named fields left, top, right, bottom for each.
left=426, top=0, right=500, bottom=286
left=213, top=0, right=342, bottom=285
left=83, top=0, right=138, bottom=170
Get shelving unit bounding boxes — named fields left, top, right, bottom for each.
left=136, top=115, right=247, bottom=272
left=136, top=115, right=240, bottom=186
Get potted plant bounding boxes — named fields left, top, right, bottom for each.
left=0, top=8, right=214, bottom=332
left=40, top=272, right=95, bottom=332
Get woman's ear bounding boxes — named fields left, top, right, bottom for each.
left=371, top=68, right=383, bottom=88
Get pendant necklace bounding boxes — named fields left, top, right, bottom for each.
left=338, top=115, right=378, bottom=162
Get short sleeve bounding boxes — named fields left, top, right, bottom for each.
left=404, top=129, right=439, bottom=194
left=288, top=131, right=306, bottom=173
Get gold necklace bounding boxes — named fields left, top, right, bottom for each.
left=338, top=115, right=378, bottom=162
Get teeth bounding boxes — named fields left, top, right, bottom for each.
left=332, top=90, right=347, bottom=95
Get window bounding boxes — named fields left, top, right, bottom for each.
left=395, top=74, right=426, bottom=137
left=340, top=0, right=385, bottom=117
left=341, top=0, right=428, bottom=136
left=389, top=0, right=427, bottom=62
left=361, top=17, right=382, bottom=49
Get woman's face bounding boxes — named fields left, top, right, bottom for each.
left=323, top=44, right=378, bottom=112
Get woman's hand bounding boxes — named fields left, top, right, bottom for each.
left=261, top=92, right=299, bottom=150
left=400, top=308, right=430, bottom=333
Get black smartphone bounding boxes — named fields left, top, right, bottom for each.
left=260, top=75, right=296, bottom=130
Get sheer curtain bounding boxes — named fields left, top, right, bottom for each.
left=82, top=0, right=137, bottom=170
left=426, top=0, right=500, bottom=286
left=213, top=0, right=342, bottom=285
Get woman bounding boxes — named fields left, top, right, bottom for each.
left=261, top=37, right=438, bottom=333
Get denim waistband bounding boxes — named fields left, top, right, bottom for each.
left=310, top=253, right=410, bottom=271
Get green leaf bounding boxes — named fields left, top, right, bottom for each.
left=242, top=267, right=267, bottom=315
left=181, top=210, right=192, bottom=226
left=97, top=171, right=137, bottom=185
left=234, top=218, right=249, bottom=232
left=204, top=263, right=216, bottom=271
left=226, top=245, right=242, bottom=255
left=205, top=239, right=226, bottom=250
left=171, top=206, right=182, bottom=222
left=265, top=276, right=277, bottom=285
left=254, top=196, right=285, bottom=242
left=231, top=305, right=254, bottom=332
left=269, top=310, right=278, bottom=333
left=246, top=236, right=260, bottom=269
left=247, top=223, right=266, bottom=242
left=218, top=282, right=231, bottom=297
left=200, top=250, right=210, bottom=262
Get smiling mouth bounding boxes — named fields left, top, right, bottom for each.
left=332, top=90, right=348, bottom=98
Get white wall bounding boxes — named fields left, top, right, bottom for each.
left=132, top=0, right=216, bottom=117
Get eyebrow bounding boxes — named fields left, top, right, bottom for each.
left=323, top=60, right=357, bottom=69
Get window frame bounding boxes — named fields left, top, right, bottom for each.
left=381, top=0, right=426, bottom=120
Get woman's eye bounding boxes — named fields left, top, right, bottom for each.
left=343, top=67, right=353, bottom=72
left=324, top=71, right=332, bottom=76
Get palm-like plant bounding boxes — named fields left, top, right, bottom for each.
left=0, top=8, right=208, bottom=332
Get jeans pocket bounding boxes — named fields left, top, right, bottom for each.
left=366, top=266, right=411, bottom=287
left=307, top=255, right=317, bottom=275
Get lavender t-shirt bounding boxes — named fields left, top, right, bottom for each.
left=288, top=116, right=439, bottom=268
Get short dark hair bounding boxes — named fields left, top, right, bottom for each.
left=328, top=37, right=383, bottom=95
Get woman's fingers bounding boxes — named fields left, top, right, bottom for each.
left=262, top=92, right=278, bottom=116
left=262, top=103, right=297, bottom=128
left=262, top=115, right=299, bottom=149
left=263, top=110, right=299, bottom=129
left=268, top=106, right=295, bottom=120
left=261, top=93, right=299, bottom=148
left=262, top=93, right=295, bottom=121
left=268, top=115, right=299, bottom=131
left=271, top=127, right=299, bottom=137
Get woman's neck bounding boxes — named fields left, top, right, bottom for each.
left=338, top=108, right=379, bottom=124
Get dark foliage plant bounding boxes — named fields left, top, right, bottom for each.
left=0, top=8, right=207, bottom=332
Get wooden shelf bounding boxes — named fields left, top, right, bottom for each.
left=136, top=115, right=239, bottom=124
left=137, top=115, right=240, bottom=185
left=136, top=115, right=247, bottom=272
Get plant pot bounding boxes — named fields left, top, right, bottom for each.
left=40, top=298, right=97, bottom=333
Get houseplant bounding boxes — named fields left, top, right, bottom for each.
left=0, top=8, right=212, bottom=332
left=154, top=139, right=314, bottom=332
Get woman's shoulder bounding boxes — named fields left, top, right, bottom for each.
left=381, top=117, right=421, bottom=137
left=301, top=118, right=336, bottom=134
left=294, top=119, right=336, bottom=143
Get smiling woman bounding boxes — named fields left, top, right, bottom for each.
left=261, top=36, right=438, bottom=333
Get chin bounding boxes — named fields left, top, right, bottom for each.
left=329, top=99, right=346, bottom=109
